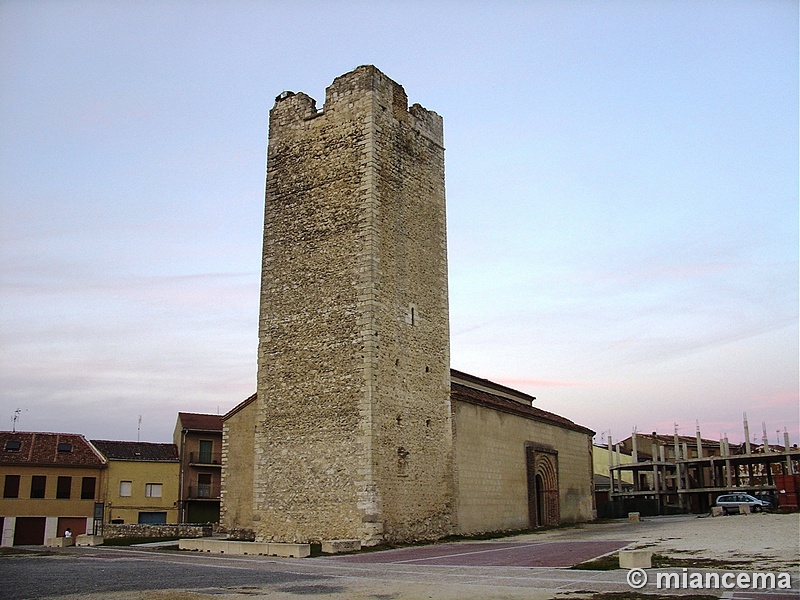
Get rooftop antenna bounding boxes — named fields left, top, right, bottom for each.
left=137, top=415, right=142, bottom=442
left=12, top=408, right=25, bottom=433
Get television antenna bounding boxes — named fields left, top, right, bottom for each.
left=12, top=408, right=26, bottom=433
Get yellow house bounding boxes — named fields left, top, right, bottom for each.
left=1, top=431, right=106, bottom=545
left=91, top=441, right=180, bottom=525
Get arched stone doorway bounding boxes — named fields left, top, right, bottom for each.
left=526, top=444, right=559, bottom=528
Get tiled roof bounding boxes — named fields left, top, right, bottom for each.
left=223, top=393, right=257, bottom=421
left=177, top=412, right=223, bottom=432
left=450, top=381, right=594, bottom=435
left=91, top=440, right=179, bottom=462
left=0, top=432, right=106, bottom=467
left=234, top=373, right=593, bottom=435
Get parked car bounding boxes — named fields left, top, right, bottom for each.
left=715, top=493, right=771, bottom=514
left=753, top=491, right=779, bottom=510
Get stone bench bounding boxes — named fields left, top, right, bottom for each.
left=178, top=539, right=311, bottom=558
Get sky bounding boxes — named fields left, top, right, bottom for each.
left=1, top=1, right=797, bottom=447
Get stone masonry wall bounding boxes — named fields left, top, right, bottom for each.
left=253, top=66, right=452, bottom=545
left=452, top=400, right=594, bottom=534
left=102, top=523, right=211, bottom=540
left=219, top=397, right=255, bottom=534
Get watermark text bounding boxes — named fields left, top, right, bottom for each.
left=627, top=568, right=793, bottom=590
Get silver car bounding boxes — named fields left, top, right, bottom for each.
left=715, top=493, right=770, bottom=515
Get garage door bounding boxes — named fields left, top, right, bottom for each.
left=57, top=517, right=87, bottom=537
left=14, top=517, right=46, bottom=545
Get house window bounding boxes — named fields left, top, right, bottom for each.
left=119, top=481, right=132, bottom=497
left=57, top=442, right=73, bottom=453
left=198, top=440, right=213, bottom=463
left=4, top=440, right=21, bottom=452
left=56, top=476, right=71, bottom=499
left=3, top=475, right=20, bottom=498
left=197, top=473, right=212, bottom=498
left=145, top=483, right=162, bottom=498
left=31, top=475, right=46, bottom=498
left=81, top=477, right=96, bottom=500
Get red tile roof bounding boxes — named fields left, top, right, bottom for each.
left=223, top=393, right=257, bottom=421
left=230, top=371, right=593, bottom=436
left=450, top=380, right=594, bottom=435
left=91, top=440, right=179, bottom=462
left=0, top=432, right=106, bottom=467
left=177, top=412, right=223, bottom=432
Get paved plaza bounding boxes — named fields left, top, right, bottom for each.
left=1, top=513, right=798, bottom=599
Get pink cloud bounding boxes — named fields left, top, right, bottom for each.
left=494, top=377, right=597, bottom=389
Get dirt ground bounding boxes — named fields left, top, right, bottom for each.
left=41, top=513, right=800, bottom=600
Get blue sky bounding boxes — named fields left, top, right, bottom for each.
left=1, top=1, right=797, bottom=446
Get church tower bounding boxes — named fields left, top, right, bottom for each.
left=253, top=66, right=452, bottom=545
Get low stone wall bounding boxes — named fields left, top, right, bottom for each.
left=224, top=528, right=256, bottom=541
left=102, top=523, right=212, bottom=540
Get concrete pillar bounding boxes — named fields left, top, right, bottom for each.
left=632, top=432, right=638, bottom=463
left=743, top=413, right=751, bottom=455
left=696, top=425, right=704, bottom=459
left=785, top=431, right=794, bottom=475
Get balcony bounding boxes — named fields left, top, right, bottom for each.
left=189, top=452, right=222, bottom=466
left=187, top=484, right=221, bottom=500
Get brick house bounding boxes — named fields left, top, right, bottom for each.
left=173, top=413, right=222, bottom=523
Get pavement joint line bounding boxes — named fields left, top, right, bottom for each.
left=386, top=542, right=565, bottom=564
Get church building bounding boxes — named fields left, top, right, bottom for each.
left=220, top=66, right=594, bottom=545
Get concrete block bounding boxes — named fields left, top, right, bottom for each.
left=321, top=539, right=361, bottom=554
left=738, top=505, right=751, bottom=514
left=75, top=535, right=103, bottom=547
left=45, top=537, right=75, bottom=548
left=619, top=549, right=653, bottom=569
left=178, top=539, right=273, bottom=555
left=628, top=512, right=641, bottom=522
left=178, top=538, right=204, bottom=551
left=711, top=506, right=724, bottom=517
left=267, top=543, right=311, bottom=558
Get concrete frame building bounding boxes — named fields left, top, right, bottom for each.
left=608, top=428, right=800, bottom=515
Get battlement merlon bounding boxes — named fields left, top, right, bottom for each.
left=270, top=65, right=443, bottom=146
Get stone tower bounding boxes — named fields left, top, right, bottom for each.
left=254, top=66, right=452, bottom=545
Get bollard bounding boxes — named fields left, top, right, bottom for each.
left=619, top=549, right=653, bottom=569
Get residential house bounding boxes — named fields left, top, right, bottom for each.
left=0, top=432, right=106, bottom=546
left=174, top=413, right=223, bottom=523
left=91, top=440, right=180, bottom=525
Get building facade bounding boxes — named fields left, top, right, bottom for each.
left=0, top=432, right=106, bottom=546
left=450, top=371, right=594, bottom=533
left=174, top=413, right=223, bottom=523
left=91, top=440, right=179, bottom=525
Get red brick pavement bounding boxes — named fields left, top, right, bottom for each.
left=324, top=540, right=632, bottom=567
